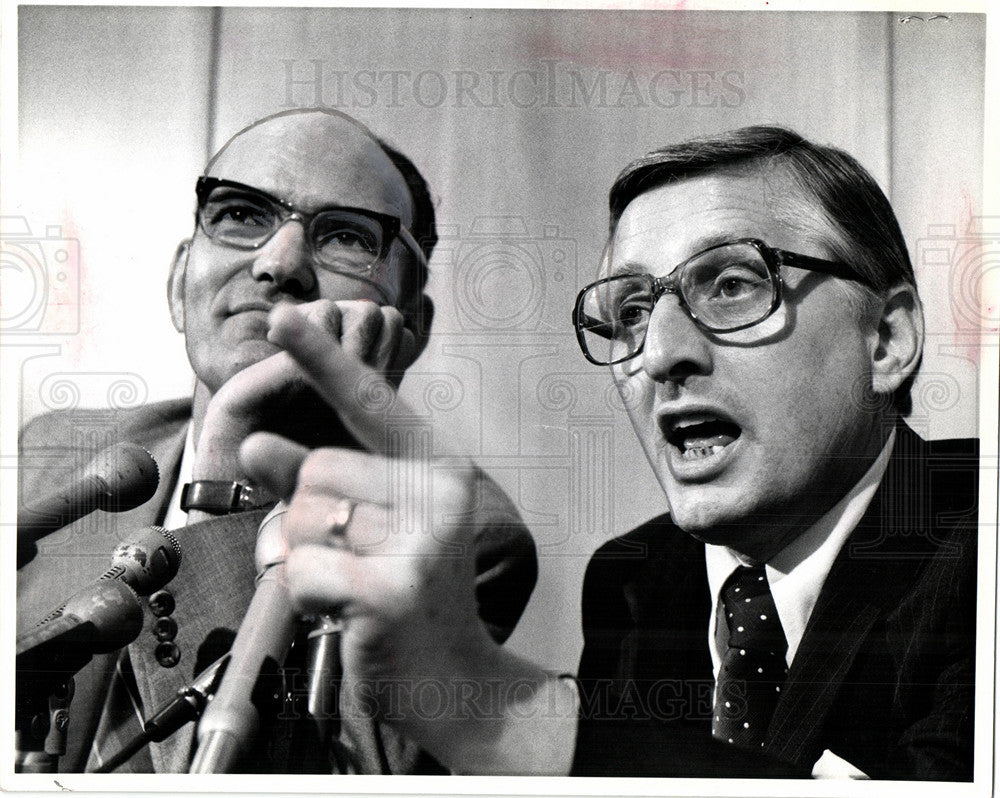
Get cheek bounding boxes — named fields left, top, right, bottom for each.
left=740, top=330, right=872, bottom=443
left=612, top=366, right=655, bottom=417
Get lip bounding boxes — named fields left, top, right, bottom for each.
left=655, top=403, right=744, bottom=482
left=228, top=301, right=276, bottom=315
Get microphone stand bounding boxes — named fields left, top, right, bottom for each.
left=14, top=678, right=75, bottom=773
left=92, top=654, right=230, bottom=773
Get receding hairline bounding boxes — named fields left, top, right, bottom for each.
left=204, top=108, right=381, bottom=173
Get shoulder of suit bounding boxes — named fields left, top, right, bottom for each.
left=593, top=512, right=692, bottom=557
left=585, top=512, right=703, bottom=593
left=889, top=424, right=979, bottom=535
left=18, top=399, right=192, bottom=501
left=19, top=398, right=192, bottom=450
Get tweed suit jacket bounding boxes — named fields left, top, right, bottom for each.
left=572, top=424, right=978, bottom=780
left=16, top=399, right=538, bottom=773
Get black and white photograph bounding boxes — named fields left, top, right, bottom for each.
left=1, top=1, right=995, bottom=793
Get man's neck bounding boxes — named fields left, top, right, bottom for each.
left=718, top=414, right=898, bottom=564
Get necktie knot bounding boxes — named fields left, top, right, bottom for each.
left=720, top=565, right=787, bottom=655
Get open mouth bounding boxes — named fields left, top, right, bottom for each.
left=665, top=415, right=742, bottom=461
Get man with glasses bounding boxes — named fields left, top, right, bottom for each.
left=243, top=126, right=977, bottom=779
left=16, top=108, right=536, bottom=773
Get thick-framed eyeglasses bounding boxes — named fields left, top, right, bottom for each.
left=573, top=238, right=871, bottom=366
left=195, top=176, right=427, bottom=295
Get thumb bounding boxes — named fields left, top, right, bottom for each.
left=240, top=432, right=310, bottom=500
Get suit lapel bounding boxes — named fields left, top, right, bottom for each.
left=763, top=540, right=898, bottom=762
left=763, top=425, right=937, bottom=765
left=128, top=508, right=267, bottom=772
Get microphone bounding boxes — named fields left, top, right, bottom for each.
left=98, top=525, right=183, bottom=595
left=16, top=526, right=182, bottom=695
left=305, top=614, right=343, bottom=743
left=15, top=579, right=145, bottom=697
left=93, top=628, right=236, bottom=773
left=13, top=578, right=144, bottom=773
left=93, top=653, right=231, bottom=773
left=190, top=505, right=299, bottom=773
left=18, top=442, right=160, bottom=548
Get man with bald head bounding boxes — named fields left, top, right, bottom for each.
left=16, top=108, right=536, bottom=773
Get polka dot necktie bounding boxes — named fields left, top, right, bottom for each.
left=712, top=565, right=788, bottom=750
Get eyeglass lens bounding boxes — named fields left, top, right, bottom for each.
left=200, top=186, right=386, bottom=272
left=577, top=241, right=776, bottom=364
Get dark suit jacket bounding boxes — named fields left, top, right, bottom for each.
left=16, top=399, right=538, bottom=773
left=572, top=424, right=977, bottom=780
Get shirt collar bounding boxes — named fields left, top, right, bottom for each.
left=705, top=428, right=896, bottom=674
left=162, top=422, right=196, bottom=531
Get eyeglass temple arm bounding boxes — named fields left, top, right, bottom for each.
left=397, top=227, right=428, bottom=268
left=576, top=312, right=619, bottom=341
left=776, top=250, right=871, bottom=285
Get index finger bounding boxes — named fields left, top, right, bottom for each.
left=267, top=303, right=461, bottom=458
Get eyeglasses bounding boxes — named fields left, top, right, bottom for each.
left=195, top=176, right=427, bottom=301
left=573, top=238, right=870, bottom=366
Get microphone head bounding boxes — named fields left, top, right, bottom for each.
left=61, top=579, right=145, bottom=652
left=86, top=442, right=160, bottom=512
left=108, top=525, right=181, bottom=595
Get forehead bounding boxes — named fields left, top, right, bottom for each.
left=206, top=113, right=413, bottom=225
left=611, top=167, right=837, bottom=268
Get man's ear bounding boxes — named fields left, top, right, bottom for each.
left=167, top=239, right=190, bottom=333
left=870, top=282, right=924, bottom=396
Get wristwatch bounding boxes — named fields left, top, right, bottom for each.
left=180, top=481, right=266, bottom=514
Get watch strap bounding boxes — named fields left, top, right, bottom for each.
left=180, top=481, right=265, bottom=514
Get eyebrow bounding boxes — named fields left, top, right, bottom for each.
left=206, top=185, right=275, bottom=203
left=606, top=232, right=753, bottom=278
left=606, top=262, right=652, bottom=278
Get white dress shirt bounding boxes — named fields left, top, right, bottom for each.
left=704, top=430, right=896, bottom=778
left=161, top=423, right=195, bottom=531
left=705, top=428, right=897, bottom=676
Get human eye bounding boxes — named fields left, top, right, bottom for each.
left=710, top=264, right=770, bottom=300
left=317, top=226, right=379, bottom=254
left=686, top=249, right=770, bottom=306
left=313, top=212, right=383, bottom=266
left=592, top=277, right=651, bottom=330
left=205, top=194, right=274, bottom=232
left=614, top=290, right=653, bottom=326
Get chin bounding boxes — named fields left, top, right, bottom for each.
left=662, top=481, right=761, bottom=537
left=230, top=339, right=281, bottom=368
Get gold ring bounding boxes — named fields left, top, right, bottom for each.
left=324, top=498, right=356, bottom=542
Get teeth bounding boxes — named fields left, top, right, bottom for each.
left=671, top=414, right=717, bottom=432
left=681, top=444, right=726, bottom=460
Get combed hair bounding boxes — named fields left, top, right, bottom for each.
left=609, top=125, right=919, bottom=414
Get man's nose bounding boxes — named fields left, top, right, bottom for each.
left=640, top=295, right=713, bottom=383
left=250, top=219, right=316, bottom=296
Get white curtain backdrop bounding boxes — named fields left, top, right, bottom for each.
left=8, top=7, right=987, bottom=672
